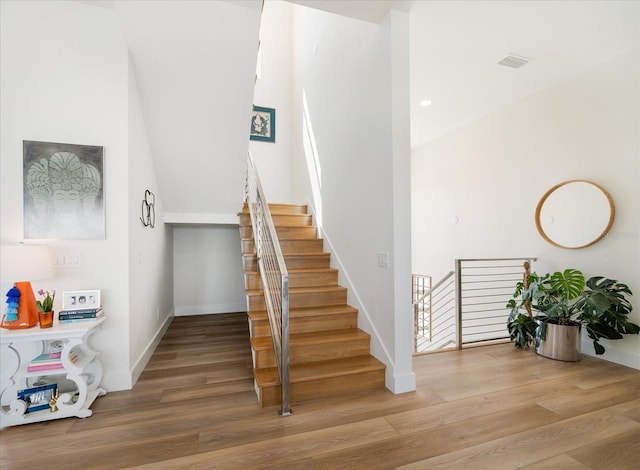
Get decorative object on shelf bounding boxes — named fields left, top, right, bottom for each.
left=35, top=289, right=55, bottom=312
left=535, top=179, right=615, bottom=249
left=36, top=289, right=55, bottom=329
left=4, top=286, right=20, bottom=322
left=49, top=388, right=60, bottom=412
left=23, top=140, right=105, bottom=240
left=250, top=105, right=276, bottom=143
left=140, top=189, right=156, bottom=228
left=0, top=245, right=54, bottom=329
left=62, top=290, right=100, bottom=310
left=17, top=384, right=57, bottom=414
left=507, top=264, right=639, bottom=361
left=38, top=311, right=54, bottom=329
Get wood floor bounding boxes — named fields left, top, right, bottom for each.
left=1, top=313, right=639, bottom=469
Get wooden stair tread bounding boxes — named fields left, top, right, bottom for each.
left=246, top=285, right=346, bottom=296
left=240, top=202, right=308, bottom=215
left=251, top=328, right=370, bottom=350
left=243, top=252, right=329, bottom=258
left=255, top=355, right=385, bottom=387
left=245, top=267, right=337, bottom=275
left=248, top=304, right=358, bottom=320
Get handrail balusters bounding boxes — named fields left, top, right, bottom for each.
left=245, top=152, right=291, bottom=417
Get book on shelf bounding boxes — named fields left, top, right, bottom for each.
left=58, top=314, right=104, bottom=324
left=59, top=309, right=104, bottom=321
left=30, top=351, right=62, bottom=365
left=27, top=352, right=78, bottom=372
left=27, top=363, right=65, bottom=372
left=59, top=307, right=103, bottom=316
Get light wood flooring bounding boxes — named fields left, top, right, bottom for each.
left=1, top=313, right=639, bottom=469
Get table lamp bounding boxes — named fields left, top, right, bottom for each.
left=0, top=244, right=54, bottom=329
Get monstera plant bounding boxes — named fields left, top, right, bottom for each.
left=507, top=268, right=639, bottom=357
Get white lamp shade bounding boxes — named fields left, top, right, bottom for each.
left=0, top=245, right=54, bottom=283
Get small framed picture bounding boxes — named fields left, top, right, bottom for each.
left=250, top=105, right=276, bottom=143
left=17, top=383, right=57, bottom=413
left=62, top=290, right=101, bottom=310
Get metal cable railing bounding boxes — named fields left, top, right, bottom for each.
left=245, top=152, right=291, bottom=416
left=413, top=271, right=456, bottom=353
left=413, top=258, right=536, bottom=353
left=456, top=258, right=536, bottom=346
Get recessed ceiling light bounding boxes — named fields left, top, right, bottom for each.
left=420, top=99, right=432, bottom=107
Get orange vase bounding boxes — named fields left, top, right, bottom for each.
left=39, top=311, right=54, bottom=328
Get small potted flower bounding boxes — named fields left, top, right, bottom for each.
left=36, top=289, right=55, bottom=328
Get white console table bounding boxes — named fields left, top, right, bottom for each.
left=0, top=317, right=106, bottom=428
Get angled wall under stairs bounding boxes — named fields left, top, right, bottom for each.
left=239, top=203, right=386, bottom=407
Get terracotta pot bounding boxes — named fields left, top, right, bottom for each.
left=39, top=311, right=54, bottom=329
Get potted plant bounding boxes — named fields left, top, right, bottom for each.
left=507, top=265, right=639, bottom=361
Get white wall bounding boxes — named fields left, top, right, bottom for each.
left=173, top=226, right=246, bottom=316
left=291, top=6, right=415, bottom=392
left=0, top=0, right=131, bottom=390
left=127, top=54, right=175, bottom=383
left=412, top=48, right=640, bottom=368
left=1, top=0, right=177, bottom=391
left=115, top=0, right=261, bottom=219
left=250, top=0, right=294, bottom=203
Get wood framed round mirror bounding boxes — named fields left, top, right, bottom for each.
left=535, top=180, right=615, bottom=249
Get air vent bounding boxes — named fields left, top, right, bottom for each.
left=498, top=55, right=530, bottom=69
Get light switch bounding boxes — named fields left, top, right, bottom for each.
left=377, top=252, right=389, bottom=268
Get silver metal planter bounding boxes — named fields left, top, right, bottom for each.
left=536, top=322, right=581, bottom=361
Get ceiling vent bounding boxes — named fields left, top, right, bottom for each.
left=498, top=55, right=530, bottom=69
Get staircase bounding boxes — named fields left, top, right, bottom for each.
left=239, top=203, right=386, bottom=407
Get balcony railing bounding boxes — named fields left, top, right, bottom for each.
left=413, top=258, right=536, bottom=353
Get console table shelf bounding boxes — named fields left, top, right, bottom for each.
left=0, top=317, right=106, bottom=428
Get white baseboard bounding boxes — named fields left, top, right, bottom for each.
left=174, top=303, right=246, bottom=316
left=101, top=313, right=175, bottom=392
left=387, top=369, right=417, bottom=394
left=100, top=371, right=133, bottom=392
left=130, top=314, right=174, bottom=384
left=580, top=339, right=640, bottom=370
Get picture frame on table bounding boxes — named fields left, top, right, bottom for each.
left=250, top=106, right=276, bottom=143
left=62, top=290, right=101, bottom=310
left=17, top=383, right=57, bottom=413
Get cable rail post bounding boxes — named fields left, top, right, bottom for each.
left=455, top=259, right=463, bottom=350
left=245, top=152, right=292, bottom=417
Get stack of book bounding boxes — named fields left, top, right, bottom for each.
left=58, top=307, right=104, bottom=324
left=27, top=351, right=78, bottom=373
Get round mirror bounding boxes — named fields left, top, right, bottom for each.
left=535, top=180, right=614, bottom=249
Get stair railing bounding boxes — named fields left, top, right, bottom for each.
left=413, top=257, right=537, bottom=353
left=413, top=271, right=456, bottom=353
left=245, top=152, right=292, bottom=416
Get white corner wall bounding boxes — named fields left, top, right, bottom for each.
left=173, top=226, right=246, bottom=316
left=127, top=55, right=175, bottom=383
left=291, top=6, right=415, bottom=392
left=0, top=0, right=131, bottom=390
left=412, top=48, right=640, bottom=368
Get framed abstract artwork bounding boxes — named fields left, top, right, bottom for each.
left=250, top=106, right=275, bottom=143
left=23, top=140, right=105, bottom=239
